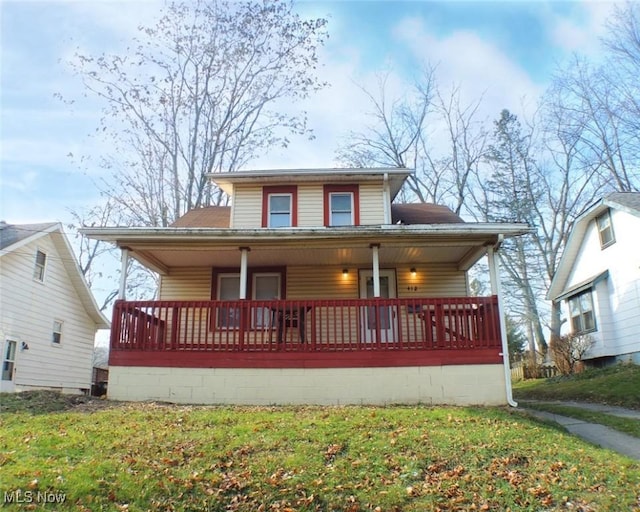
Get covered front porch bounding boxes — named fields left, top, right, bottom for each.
left=84, top=222, right=527, bottom=405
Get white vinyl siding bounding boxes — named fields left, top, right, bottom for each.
left=561, top=207, right=640, bottom=359
left=0, top=234, right=96, bottom=391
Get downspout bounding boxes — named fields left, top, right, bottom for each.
left=487, top=237, right=518, bottom=407
left=382, top=172, right=391, bottom=224
left=118, top=248, right=129, bottom=300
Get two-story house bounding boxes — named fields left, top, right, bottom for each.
left=82, top=168, right=529, bottom=405
left=548, top=193, right=640, bottom=366
left=0, top=222, right=109, bottom=393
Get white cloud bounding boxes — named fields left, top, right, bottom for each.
left=392, top=16, right=543, bottom=121
left=547, top=1, right=619, bottom=58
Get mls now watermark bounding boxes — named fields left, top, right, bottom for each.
left=4, top=489, right=66, bottom=504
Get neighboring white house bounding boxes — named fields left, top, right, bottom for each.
left=0, top=222, right=109, bottom=393
left=548, top=193, right=640, bottom=365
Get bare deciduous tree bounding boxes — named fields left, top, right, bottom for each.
left=69, top=0, right=329, bottom=227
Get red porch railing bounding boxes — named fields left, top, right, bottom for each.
left=110, top=297, right=502, bottom=359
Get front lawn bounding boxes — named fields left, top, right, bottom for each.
left=1, top=399, right=639, bottom=511
left=513, top=363, right=640, bottom=409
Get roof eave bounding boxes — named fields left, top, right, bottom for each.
left=82, top=223, right=531, bottom=244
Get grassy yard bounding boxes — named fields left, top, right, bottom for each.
left=1, top=393, right=639, bottom=511
left=512, top=364, right=640, bottom=409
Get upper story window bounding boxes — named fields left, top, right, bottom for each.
left=262, top=186, right=297, bottom=227
left=596, top=209, right=615, bottom=248
left=324, top=185, right=360, bottom=226
left=52, top=320, right=63, bottom=344
left=34, top=250, right=47, bottom=282
left=568, top=290, right=596, bottom=335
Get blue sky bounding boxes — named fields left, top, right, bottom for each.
left=1, top=0, right=617, bottom=227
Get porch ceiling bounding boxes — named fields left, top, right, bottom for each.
left=131, top=243, right=480, bottom=271
left=82, top=223, right=531, bottom=275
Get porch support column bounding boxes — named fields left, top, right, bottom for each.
left=370, top=243, right=381, bottom=297
left=239, top=247, right=250, bottom=300
left=487, top=239, right=518, bottom=407
left=118, top=248, right=129, bottom=300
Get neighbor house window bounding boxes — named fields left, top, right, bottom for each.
left=52, top=320, right=63, bottom=344
left=262, top=186, right=297, bottom=228
left=323, top=185, right=359, bottom=226
left=2, top=340, right=17, bottom=381
left=217, top=274, right=240, bottom=328
left=596, top=209, right=615, bottom=248
left=34, top=250, right=47, bottom=282
left=568, top=291, right=596, bottom=335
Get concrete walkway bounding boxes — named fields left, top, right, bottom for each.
left=518, top=400, right=640, bottom=461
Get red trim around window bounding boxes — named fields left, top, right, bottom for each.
left=323, top=185, right=360, bottom=226
left=262, top=186, right=298, bottom=227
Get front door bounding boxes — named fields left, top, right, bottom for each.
left=359, top=270, right=397, bottom=342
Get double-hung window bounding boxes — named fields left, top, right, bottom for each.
left=324, top=185, right=359, bottom=226
left=269, top=195, right=292, bottom=227
left=568, top=290, right=596, bottom=335
left=214, top=269, right=284, bottom=329
left=252, top=273, right=281, bottom=328
left=34, top=250, right=46, bottom=282
left=262, top=186, right=297, bottom=227
left=596, top=209, right=615, bottom=248
left=329, top=193, right=354, bottom=226
left=217, top=274, right=241, bottom=328
left=52, top=320, right=63, bottom=344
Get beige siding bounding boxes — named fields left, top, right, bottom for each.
left=396, top=264, right=468, bottom=298
left=288, top=264, right=467, bottom=299
left=359, top=182, right=385, bottom=225
left=231, top=185, right=263, bottom=228
left=158, top=268, right=212, bottom=300
left=0, top=235, right=96, bottom=392
left=297, top=184, right=323, bottom=227
left=230, top=181, right=388, bottom=228
left=158, top=264, right=468, bottom=302
left=287, top=266, right=358, bottom=299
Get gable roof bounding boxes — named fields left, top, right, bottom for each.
left=0, top=221, right=59, bottom=251
left=547, top=192, right=640, bottom=301
left=0, top=222, right=110, bottom=328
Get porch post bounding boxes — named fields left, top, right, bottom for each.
left=118, top=248, right=129, bottom=300
left=370, top=243, right=381, bottom=297
left=487, top=242, right=518, bottom=407
left=239, top=247, right=250, bottom=299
